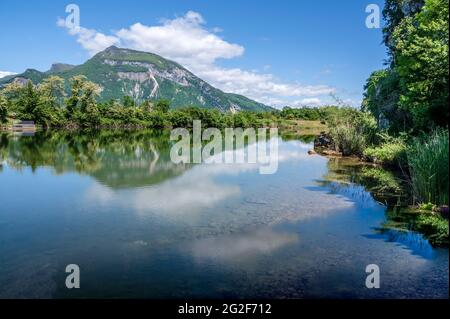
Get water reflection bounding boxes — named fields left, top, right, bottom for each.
left=0, top=130, right=188, bottom=188
left=316, top=157, right=441, bottom=258
left=364, top=228, right=435, bottom=259
left=0, top=130, right=447, bottom=299
left=189, top=227, right=299, bottom=262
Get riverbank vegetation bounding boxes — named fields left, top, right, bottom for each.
left=307, top=0, right=448, bottom=245
left=323, top=0, right=448, bottom=244
left=0, top=75, right=329, bottom=131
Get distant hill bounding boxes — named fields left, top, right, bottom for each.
left=0, top=46, right=273, bottom=112
left=47, top=63, right=76, bottom=74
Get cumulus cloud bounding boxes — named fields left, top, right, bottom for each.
left=117, top=11, right=244, bottom=67
left=57, top=18, right=119, bottom=56
left=0, top=71, right=16, bottom=79
left=293, top=98, right=322, bottom=106
left=57, top=11, right=336, bottom=107
left=194, top=65, right=334, bottom=105
left=189, top=228, right=299, bottom=261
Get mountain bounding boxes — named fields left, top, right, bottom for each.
left=47, top=63, right=76, bottom=74
left=0, top=46, right=272, bottom=112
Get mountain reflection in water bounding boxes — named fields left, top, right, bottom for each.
left=0, top=130, right=447, bottom=299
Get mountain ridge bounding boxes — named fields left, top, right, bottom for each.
left=0, top=46, right=273, bottom=112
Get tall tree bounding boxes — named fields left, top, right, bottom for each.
left=154, top=99, right=170, bottom=113
left=1, top=82, right=23, bottom=115
left=122, top=95, right=136, bottom=108
left=79, top=81, right=102, bottom=125
left=38, top=76, right=66, bottom=109
left=0, top=93, right=8, bottom=123
left=393, top=0, right=449, bottom=129
left=383, top=0, right=425, bottom=63
left=66, top=75, right=88, bottom=115
left=363, top=0, right=448, bottom=132
left=19, top=81, right=40, bottom=121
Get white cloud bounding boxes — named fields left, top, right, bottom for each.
left=58, top=11, right=336, bottom=108
left=57, top=18, right=120, bottom=56
left=0, top=71, right=16, bottom=79
left=294, top=98, right=322, bottom=106
left=189, top=228, right=299, bottom=261
left=181, top=65, right=335, bottom=107
left=116, top=11, right=244, bottom=67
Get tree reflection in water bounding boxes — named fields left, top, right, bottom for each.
left=0, top=130, right=189, bottom=189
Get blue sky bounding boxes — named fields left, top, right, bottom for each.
left=0, top=0, right=387, bottom=108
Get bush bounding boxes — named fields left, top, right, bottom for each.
left=407, top=129, right=449, bottom=205
left=148, top=111, right=169, bottom=129
left=330, top=125, right=366, bottom=156
left=363, top=137, right=407, bottom=165
left=328, top=111, right=377, bottom=156
left=360, top=167, right=402, bottom=193
left=419, top=202, right=435, bottom=211
left=414, top=213, right=449, bottom=246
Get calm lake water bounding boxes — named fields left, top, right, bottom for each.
left=0, top=130, right=448, bottom=298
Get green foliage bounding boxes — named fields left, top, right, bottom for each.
left=39, top=76, right=66, bottom=105
left=362, top=69, right=408, bottom=133
left=19, top=81, right=40, bottom=122
left=407, top=129, right=449, bottom=205
left=35, top=76, right=66, bottom=127
left=364, top=0, right=448, bottom=133
left=0, top=46, right=272, bottom=112
left=281, top=106, right=324, bottom=120
left=0, top=76, right=306, bottom=130
left=66, top=75, right=87, bottom=115
left=414, top=213, right=449, bottom=246
left=363, top=135, right=407, bottom=165
left=360, top=167, right=403, bottom=193
left=279, top=106, right=364, bottom=123
left=328, top=111, right=377, bottom=156
left=122, top=95, right=136, bottom=108
left=154, top=99, right=170, bottom=113
left=0, top=93, right=8, bottom=123
left=147, top=111, right=169, bottom=129
left=168, top=109, right=193, bottom=127
left=64, top=76, right=102, bottom=126
left=393, top=0, right=449, bottom=130
left=329, top=125, right=366, bottom=156
left=382, top=0, right=425, bottom=62
left=419, top=202, right=435, bottom=211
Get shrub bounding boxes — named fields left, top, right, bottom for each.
left=328, top=111, right=377, bottom=156
left=419, top=202, right=435, bottom=211
left=330, top=125, right=366, bottom=156
left=360, top=167, right=402, bottom=193
left=148, top=111, right=169, bottom=129
left=363, top=137, right=407, bottom=165
left=414, top=213, right=449, bottom=246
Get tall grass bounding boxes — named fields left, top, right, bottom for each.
left=328, top=112, right=377, bottom=156
left=330, top=125, right=366, bottom=156
left=407, top=129, right=449, bottom=205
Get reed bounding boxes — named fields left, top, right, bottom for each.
left=407, top=129, right=449, bottom=205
